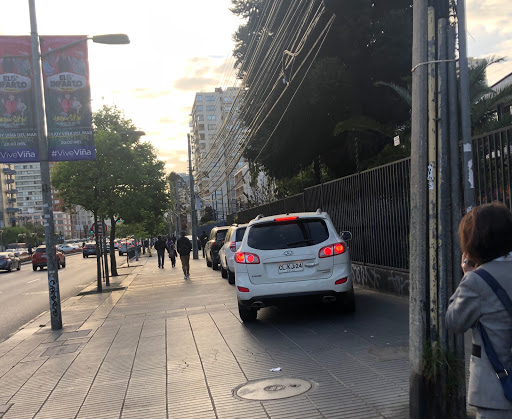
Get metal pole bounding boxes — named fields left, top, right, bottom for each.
left=101, top=216, right=109, bottom=286
left=409, top=0, right=429, bottom=415
left=448, top=22, right=467, bottom=417
left=134, top=234, right=139, bottom=261
left=456, top=0, right=475, bottom=212
left=188, top=134, right=198, bottom=259
left=29, top=0, right=62, bottom=330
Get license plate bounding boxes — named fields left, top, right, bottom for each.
left=278, top=262, right=303, bottom=274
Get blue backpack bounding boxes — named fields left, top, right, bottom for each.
left=475, top=268, right=512, bottom=403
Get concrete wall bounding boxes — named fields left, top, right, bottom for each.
left=352, top=262, right=409, bottom=297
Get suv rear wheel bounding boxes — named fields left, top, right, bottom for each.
left=227, top=269, right=235, bottom=285
left=212, top=260, right=219, bottom=270
left=206, top=255, right=212, bottom=267
left=337, top=288, right=356, bottom=313
left=238, top=303, right=257, bottom=322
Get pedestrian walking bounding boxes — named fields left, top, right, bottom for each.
left=199, top=230, right=208, bottom=258
left=167, top=236, right=176, bottom=268
left=446, top=202, right=512, bottom=418
left=177, top=231, right=192, bottom=279
left=154, top=235, right=168, bottom=268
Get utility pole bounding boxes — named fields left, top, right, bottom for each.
left=188, top=134, right=198, bottom=259
left=409, top=0, right=467, bottom=417
left=29, top=0, right=62, bottom=330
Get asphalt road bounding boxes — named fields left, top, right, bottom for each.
left=0, top=253, right=102, bottom=342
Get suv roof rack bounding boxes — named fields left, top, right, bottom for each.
left=255, top=214, right=265, bottom=220
left=316, top=208, right=322, bottom=214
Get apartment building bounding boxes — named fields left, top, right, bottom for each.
left=0, top=164, right=18, bottom=227
left=189, top=87, right=245, bottom=220
left=13, top=162, right=73, bottom=237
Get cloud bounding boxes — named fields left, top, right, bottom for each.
left=174, top=77, right=218, bottom=91
left=132, top=88, right=172, bottom=99
left=159, top=117, right=176, bottom=124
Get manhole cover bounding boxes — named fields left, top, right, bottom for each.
left=234, top=377, right=313, bottom=401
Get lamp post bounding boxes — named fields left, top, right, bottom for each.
left=28, top=0, right=129, bottom=330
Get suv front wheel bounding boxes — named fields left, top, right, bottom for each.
left=238, top=302, right=257, bottom=322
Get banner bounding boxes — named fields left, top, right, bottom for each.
left=40, top=36, right=95, bottom=161
left=0, top=36, right=39, bottom=162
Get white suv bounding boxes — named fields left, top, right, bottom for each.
left=234, top=210, right=354, bottom=321
left=219, top=224, right=248, bottom=284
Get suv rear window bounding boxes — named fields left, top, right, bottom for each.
left=235, top=227, right=246, bottom=242
left=36, top=248, right=46, bottom=253
left=248, top=219, right=329, bottom=250
left=215, top=230, right=227, bottom=242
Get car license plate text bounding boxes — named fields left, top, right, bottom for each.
left=278, top=262, right=303, bottom=274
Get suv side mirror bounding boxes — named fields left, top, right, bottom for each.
left=341, top=231, right=352, bottom=241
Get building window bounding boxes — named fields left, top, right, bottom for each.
left=197, top=114, right=204, bottom=121
left=196, top=105, right=203, bottom=111
left=206, top=105, right=215, bottom=111
left=208, top=124, right=216, bottom=131
left=206, top=95, right=214, bottom=101
left=196, top=95, right=203, bottom=102
left=223, top=97, right=232, bottom=103
left=198, top=124, right=205, bottom=131
left=224, top=106, right=231, bottom=112
left=207, top=115, right=216, bottom=121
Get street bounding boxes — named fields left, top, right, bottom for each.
left=0, top=253, right=108, bottom=341
left=0, top=255, right=413, bottom=418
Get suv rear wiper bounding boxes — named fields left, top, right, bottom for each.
left=286, top=239, right=314, bottom=247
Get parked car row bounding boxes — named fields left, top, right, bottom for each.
left=205, top=211, right=355, bottom=322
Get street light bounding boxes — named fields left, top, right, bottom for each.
left=28, top=0, right=129, bottom=330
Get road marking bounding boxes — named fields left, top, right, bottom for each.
left=27, top=278, right=41, bottom=284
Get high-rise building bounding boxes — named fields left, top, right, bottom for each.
left=13, top=162, right=73, bottom=237
left=189, top=87, right=245, bottom=220
left=0, top=164, right=18, bottom=227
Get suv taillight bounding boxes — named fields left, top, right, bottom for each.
left=319, top=243, right=345, bottom=258
left=229, top=241, right=236, bottom=252
left=235, top=252, right=260, bottom=264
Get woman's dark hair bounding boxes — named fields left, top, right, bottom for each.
left=459, top=202, right=512, bottom=265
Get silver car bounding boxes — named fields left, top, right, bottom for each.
left=219, top=224, right=247, bottom=284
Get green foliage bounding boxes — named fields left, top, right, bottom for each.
left=422, top=340, right=465, bottom=392
left=51, top=105, right=170, bottom=272
left=0, top=224, right=45, bottom=247
left=200, top=206, right=215, bottom=224
left=231, top=0, right=414, bottom=180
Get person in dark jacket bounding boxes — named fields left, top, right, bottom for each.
left=154, top=236, right=168, bottom=268
left=176, top=231, right=192, bottom=279
left=199, top=230, right=208, bottom=258
left=167, top=236, right=176, bottom=268
left=446, top=203, right=512, bottom=417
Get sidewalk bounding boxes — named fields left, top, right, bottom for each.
left=0, top=254, right=432, bottom=418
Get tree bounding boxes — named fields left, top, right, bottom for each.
left=200, top=206, right=215, bottom=224
left=52, top=105, right=170, bottom=284
left=230, top=0, right=413, bottom=180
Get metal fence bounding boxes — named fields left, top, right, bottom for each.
left=473, top=126, right=512, bottom=210
left=228, top=124, right=512, bottom=272
left=231, top=158, right=411, bottom=270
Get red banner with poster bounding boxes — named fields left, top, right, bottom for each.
left=0, top=36, right=39, bottom=162
left=40, top=36, right=95, bottom=161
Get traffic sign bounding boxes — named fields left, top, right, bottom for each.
left=91, top=222, right=108, bottom=236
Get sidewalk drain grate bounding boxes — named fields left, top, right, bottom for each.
left=233, top=377, right=314, bottom=401
left=77, top=287, right=126, bottom=296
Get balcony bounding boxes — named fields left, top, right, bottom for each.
left=8, top=198, right=16, bottom=204
left=6, top=189, right=17, bottom=194
left=6, top=207, right=20, bottom=213
left=2, top=168, right=15, bottom=175
left=5, top=178, right=14, bottom=184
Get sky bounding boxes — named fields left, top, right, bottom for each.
left=0, top=0, right=510, bottom=174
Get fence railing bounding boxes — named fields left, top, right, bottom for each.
left=228, top=125, right=512, bottom=271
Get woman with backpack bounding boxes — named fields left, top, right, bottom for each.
left=446, top=202, right=512, bottom=418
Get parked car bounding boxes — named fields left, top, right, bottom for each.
left=82, top=243, right=96, bottom=258
left=57, top=244, right=75, bottom=254
left=234, top=211, right=354, bottom=321
left=204, top=226, right=230, bottom=270
left=219, top=224, right=248, bottom=284
left=32, top=245, right=66, bottom=271
left=0, top=252, right=21, bottom=272
left=119, top=240, right=135, bottom=256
